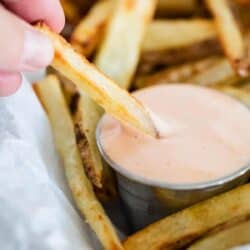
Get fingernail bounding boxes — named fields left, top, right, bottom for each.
left=22, top=29, right=54, bottom=71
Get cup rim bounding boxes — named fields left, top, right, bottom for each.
left=96, top=116, right=250, bottom=191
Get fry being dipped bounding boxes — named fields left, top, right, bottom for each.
left=36, top=23, right=158, bottom=138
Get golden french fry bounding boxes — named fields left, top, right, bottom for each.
left=134, top=56, right=220, bottom=89
left=236, top=0, right=250, bottom=5
left=95, top=0, right=157, bottom=89
left=123, top=184, right=250, bottom=250
left=139, top=39, right=222, bottom=75
left=156, top=0, right=200, bottom=17
left=33, top=75, right=123, bottom=250
left=205, top=0, right=247, bottom=76
left=70, top=0, right=113, bottom=57
left=142, top=19, right=217, bottom=52
left=61, top=80, right=117, bottom=199
left=70, top=0, right=157, bottom=197
left=188, top=58, right=239, bottom=86
left=36, top=23, right=158, bottom=138
left=188, top=220, right=250, bottom=250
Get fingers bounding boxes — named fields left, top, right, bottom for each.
left=0, top=72, right=21, bottom=96
left=2, top=0, right=65, bottom=32
left=0, top=5, right=54, bottom=96
left=0, top=5, right=54, bottom=72
left=0, top=0, right=63, bottom=96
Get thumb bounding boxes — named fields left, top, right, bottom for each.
left=0, top=5, right=54, bottom=72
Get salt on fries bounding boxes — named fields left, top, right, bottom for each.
left=61, top=80, right=104, bottom=188
left=33, top=75, right=123, bottom=250
left=205, top=0, right=248, bottom=76
left=123, top=184, right=250, bottom=250
left=36, top=23, right=158, bottom=138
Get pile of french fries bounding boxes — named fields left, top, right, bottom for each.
left=33, top=0, right=250, bottom=249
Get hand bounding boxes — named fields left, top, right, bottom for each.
left=0, top=0, right=65, bottom=96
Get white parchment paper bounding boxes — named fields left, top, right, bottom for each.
left=0, top=75, right=101, bottom=249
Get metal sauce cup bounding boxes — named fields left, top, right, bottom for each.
left=96, top=117, right=250, bottom=231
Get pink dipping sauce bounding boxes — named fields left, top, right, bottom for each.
left=99, top=84, right=250, bottom=184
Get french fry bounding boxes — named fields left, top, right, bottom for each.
left=95, top=0, right=157, bottom=89
left=142, top=19, right=217, bottom=53
left=138, top=39, right=222, bottom=75
left=134, top=56, right=220, bottom=89
left=215, top=85, right=250, bottom=107
left=188, top=220, right=250, bottom=250
left=188, top=58, right=239, bottom=86
left=61, top=80, right=117, bottom=199
left=70, top=0, right=113, bottom=57
left=33, top=75, right=123, bottom=250
left=205, top=0, right=248, bottom=76
left=123, top=184, right=250, bottom=250
left=36, top=23, right=158, bottom=138
left=61, top=80, right=103, bottom=188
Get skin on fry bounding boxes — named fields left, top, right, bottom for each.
left=205, top=0, right=247, bottom=76
left=61, top=80, right=103, bottom=188
left=156, top=0, right=199, bottom=16
left=73, top=97, right=118, bottom=199
left=134, top=56, right=220, bottom=89
left=142, top=19, right=217, bottom=52
left=62, top=80, right=118, bottom=199
left=70, top=0, right=113, bottom=57
left=36, top=23, right=158, bottom=138
left=95, top=0, right=157, bottom=89
left=33, top=75, right=123, bottom=250
left=188, top=220, right=250, bottom=250
left=123, top=184, right=250, bottom=250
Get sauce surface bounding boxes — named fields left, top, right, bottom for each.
left=99, top=84, right=250, bottom=184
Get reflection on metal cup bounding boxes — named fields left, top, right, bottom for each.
left=96, top=117, right=250, bottom=231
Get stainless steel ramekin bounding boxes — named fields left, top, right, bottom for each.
left=96, top=117, right=250, bottom=231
